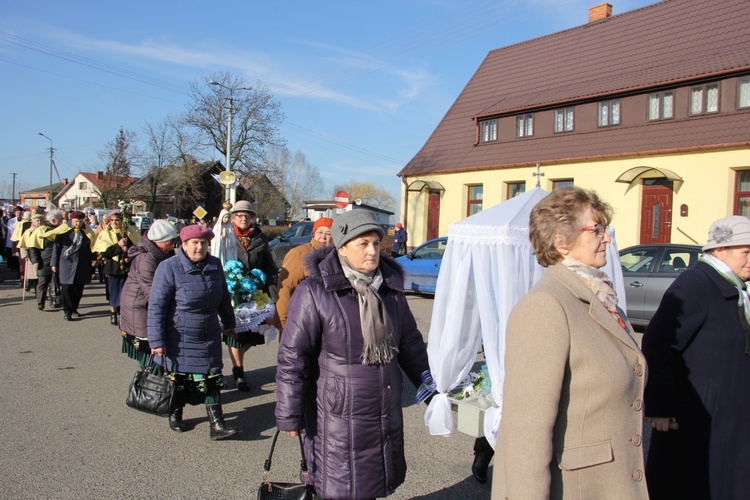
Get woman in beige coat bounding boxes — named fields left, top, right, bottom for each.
left=492, top=187, right=648, bottom=500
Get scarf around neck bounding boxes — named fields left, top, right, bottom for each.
left=701, top=253, right=750, bottom=356
left=339, top=255, right=397, bottom=365
left=233, top=224, right=255, bottom=250
left=65, top=228, right=85, bottom=258
left=561, top=258, right=627, bottom=330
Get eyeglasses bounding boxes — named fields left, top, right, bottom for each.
left=580, top=223, right=608, bottom=238
left=315, top=230, right=332, bottom=237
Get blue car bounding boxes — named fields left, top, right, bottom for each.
left=394, top=237, right=448, bottom=294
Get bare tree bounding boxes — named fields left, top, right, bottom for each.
left=95, top=128, right=140, bottom=208
left=267, top=147, right=324, bottom=219
left=141, top=118, right=179, bottom=212
left=333, top=181, right=397, bottom=212
left=183, top=72, right=285, bottom=178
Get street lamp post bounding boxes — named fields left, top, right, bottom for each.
left=209, top=80, right=251, bottom=207
left=38, top=133, right=54, bottom=205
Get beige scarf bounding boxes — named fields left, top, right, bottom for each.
left=339, top=256, right=397, bottom=365
left=561, top=258, right=627, bottom=330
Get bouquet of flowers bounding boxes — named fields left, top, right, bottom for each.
left=451, top=362, right=493, bottom=402
left=223, top=260, right=275, bottom=333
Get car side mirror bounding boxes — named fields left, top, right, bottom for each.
left=406, top=253, right=415, bottom=260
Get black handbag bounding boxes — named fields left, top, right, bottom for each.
left=257, top=430, right=313, bottom=500
left=125, top=360, right=173, bottom=417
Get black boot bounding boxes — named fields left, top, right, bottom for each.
left=232, top=366, right=249, bottom=392
left=110, top=311, right=118, bottom=326
left=471, top=436, right=494, bottom=484
left=169, top=404, right=186, bottom=432
left=206, top=404, right=238, bottom=440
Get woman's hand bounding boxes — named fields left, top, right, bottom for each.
left=646, top=416, right=679, bottom=432
left=151, top=347, right=165, bottom=356
left=281, top=429, right=300, bottom=437
left=223, top=328, right=239, bottom=340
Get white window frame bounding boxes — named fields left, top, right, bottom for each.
left=480, top=119, right=497, bottom=142
left=554, top=107, right=574, bottom=133
left=598, top=99, right=621, bottom=127
left=690, top=84, right=719, bottom=115
left=516, top=113, right=533, bottom=137
left=467, top=184, right=483, bottom=216
left=648, top=91, right=674, bottom=121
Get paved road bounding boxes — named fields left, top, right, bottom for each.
left=0, top=265, right=489, bottom=499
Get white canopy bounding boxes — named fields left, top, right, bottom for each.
left=424, top=188, right=627, bottom=447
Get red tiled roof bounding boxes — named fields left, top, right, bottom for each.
left=400, top=0, right=750, bottom=177
left=79, top=171, right=138, bottom=190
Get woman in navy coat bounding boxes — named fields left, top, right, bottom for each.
left=148, top=224, right=238, bottom=440
left=643, top=215, right=750, bottom=499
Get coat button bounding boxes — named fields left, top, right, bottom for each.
left=634, top=364, right=644, bottom=376
left=631, top=434, right=642, bottom=446
left=632, top=469, right=644, bottom=482
left=632, top=399, right=643, bottom=411
left=386, top=384, right=391, bottom=390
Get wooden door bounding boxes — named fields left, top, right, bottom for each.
left=427, top=191, right=441, bottom=241
left=640, top=182, right=673, bottom=244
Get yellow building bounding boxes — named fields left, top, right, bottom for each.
left=398, top=0, right=750, bottom=250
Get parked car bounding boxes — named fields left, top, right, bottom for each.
left=619, top=243, right=702, bottom=328
left=394, top=237, right=448, bottom=294
left=131, top=215, right=152, bottom=234
left=269, top=221, right=314, bottom=268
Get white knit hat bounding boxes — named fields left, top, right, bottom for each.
left=147, top=219, right=178, bottom=243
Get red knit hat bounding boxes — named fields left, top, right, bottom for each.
left=313, top=217, right=334, bottom=233
left=180, top=224, right=214, bottom=241
left=69, top=211, right=86, bottom=220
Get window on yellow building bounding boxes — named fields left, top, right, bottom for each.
left=507, top=181, right=526, bottom=199
left=480, top=119, right=497, bottom=142
left=690, top=84, right=719, bottom=115
left=552, top=179, right=574, bottom=190
left=467, top=185, right=483, bottom=216
left=734, top=171, right=750, bottom=217
left=739, top=77, right=750, bottom=109
left=648, top=91, right=674, bottom=121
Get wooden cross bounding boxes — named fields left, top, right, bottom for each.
left=533, top=163, right=545, bottom=188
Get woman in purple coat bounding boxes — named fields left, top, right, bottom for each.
left=119, top=220, right=177, bottom=366
left=275, top=210, right=430, bottom=500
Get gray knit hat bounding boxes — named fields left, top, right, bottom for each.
left=703, top=215, right=750, bottom=251
left=332, top=210, right=385, bottom=249
left=147, top=219, right=178, bottom=243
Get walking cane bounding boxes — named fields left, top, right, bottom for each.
left=21, top=257, right=28, bottom=302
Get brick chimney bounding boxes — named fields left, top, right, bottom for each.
left=589, top=3, right=613, bottom=22
left=96, top=171, right=104, bottom=180
left=62, top=178, right=68, bottom=185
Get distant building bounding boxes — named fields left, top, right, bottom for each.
left=399, top=0, right=750, bottom=248
left=54, top=172, right=138, bottom=210
left=303, top=200, right=394, bottom=225
left=19, top=179, right=69, bottom=209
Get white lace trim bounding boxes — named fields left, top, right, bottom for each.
left=449, top=224, right=531, bottom=246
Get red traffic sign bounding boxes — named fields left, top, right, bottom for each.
left=334, top=190, right=350, bottom=209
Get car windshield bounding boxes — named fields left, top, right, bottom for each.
left=413, top=239, right=447, bottom=260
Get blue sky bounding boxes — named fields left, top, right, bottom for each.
left=0, top=0, right=655, bottom=206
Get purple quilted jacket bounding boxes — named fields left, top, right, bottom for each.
left=275, top=246, right=429, bottom=500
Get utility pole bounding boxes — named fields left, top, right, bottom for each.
left=38, top=133, right=55, bottom=190
left=11, top=172, right=17, bottom=205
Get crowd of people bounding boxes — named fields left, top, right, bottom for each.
left=3, top=192, right=750, bottom=499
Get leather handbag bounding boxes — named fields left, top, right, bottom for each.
left=125, top=359, right=173, bottom=417
left=257, top=430, right=313, bottom=500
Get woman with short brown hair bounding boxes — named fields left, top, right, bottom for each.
left=492, top=187, right=647, bottom=499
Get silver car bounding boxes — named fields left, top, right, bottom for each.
left=619, top=243, right=702, bottom=328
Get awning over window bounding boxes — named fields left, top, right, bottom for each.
left=615, top=166, right=684, bottom=185
left=406, top=180, right=445, bottom=192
